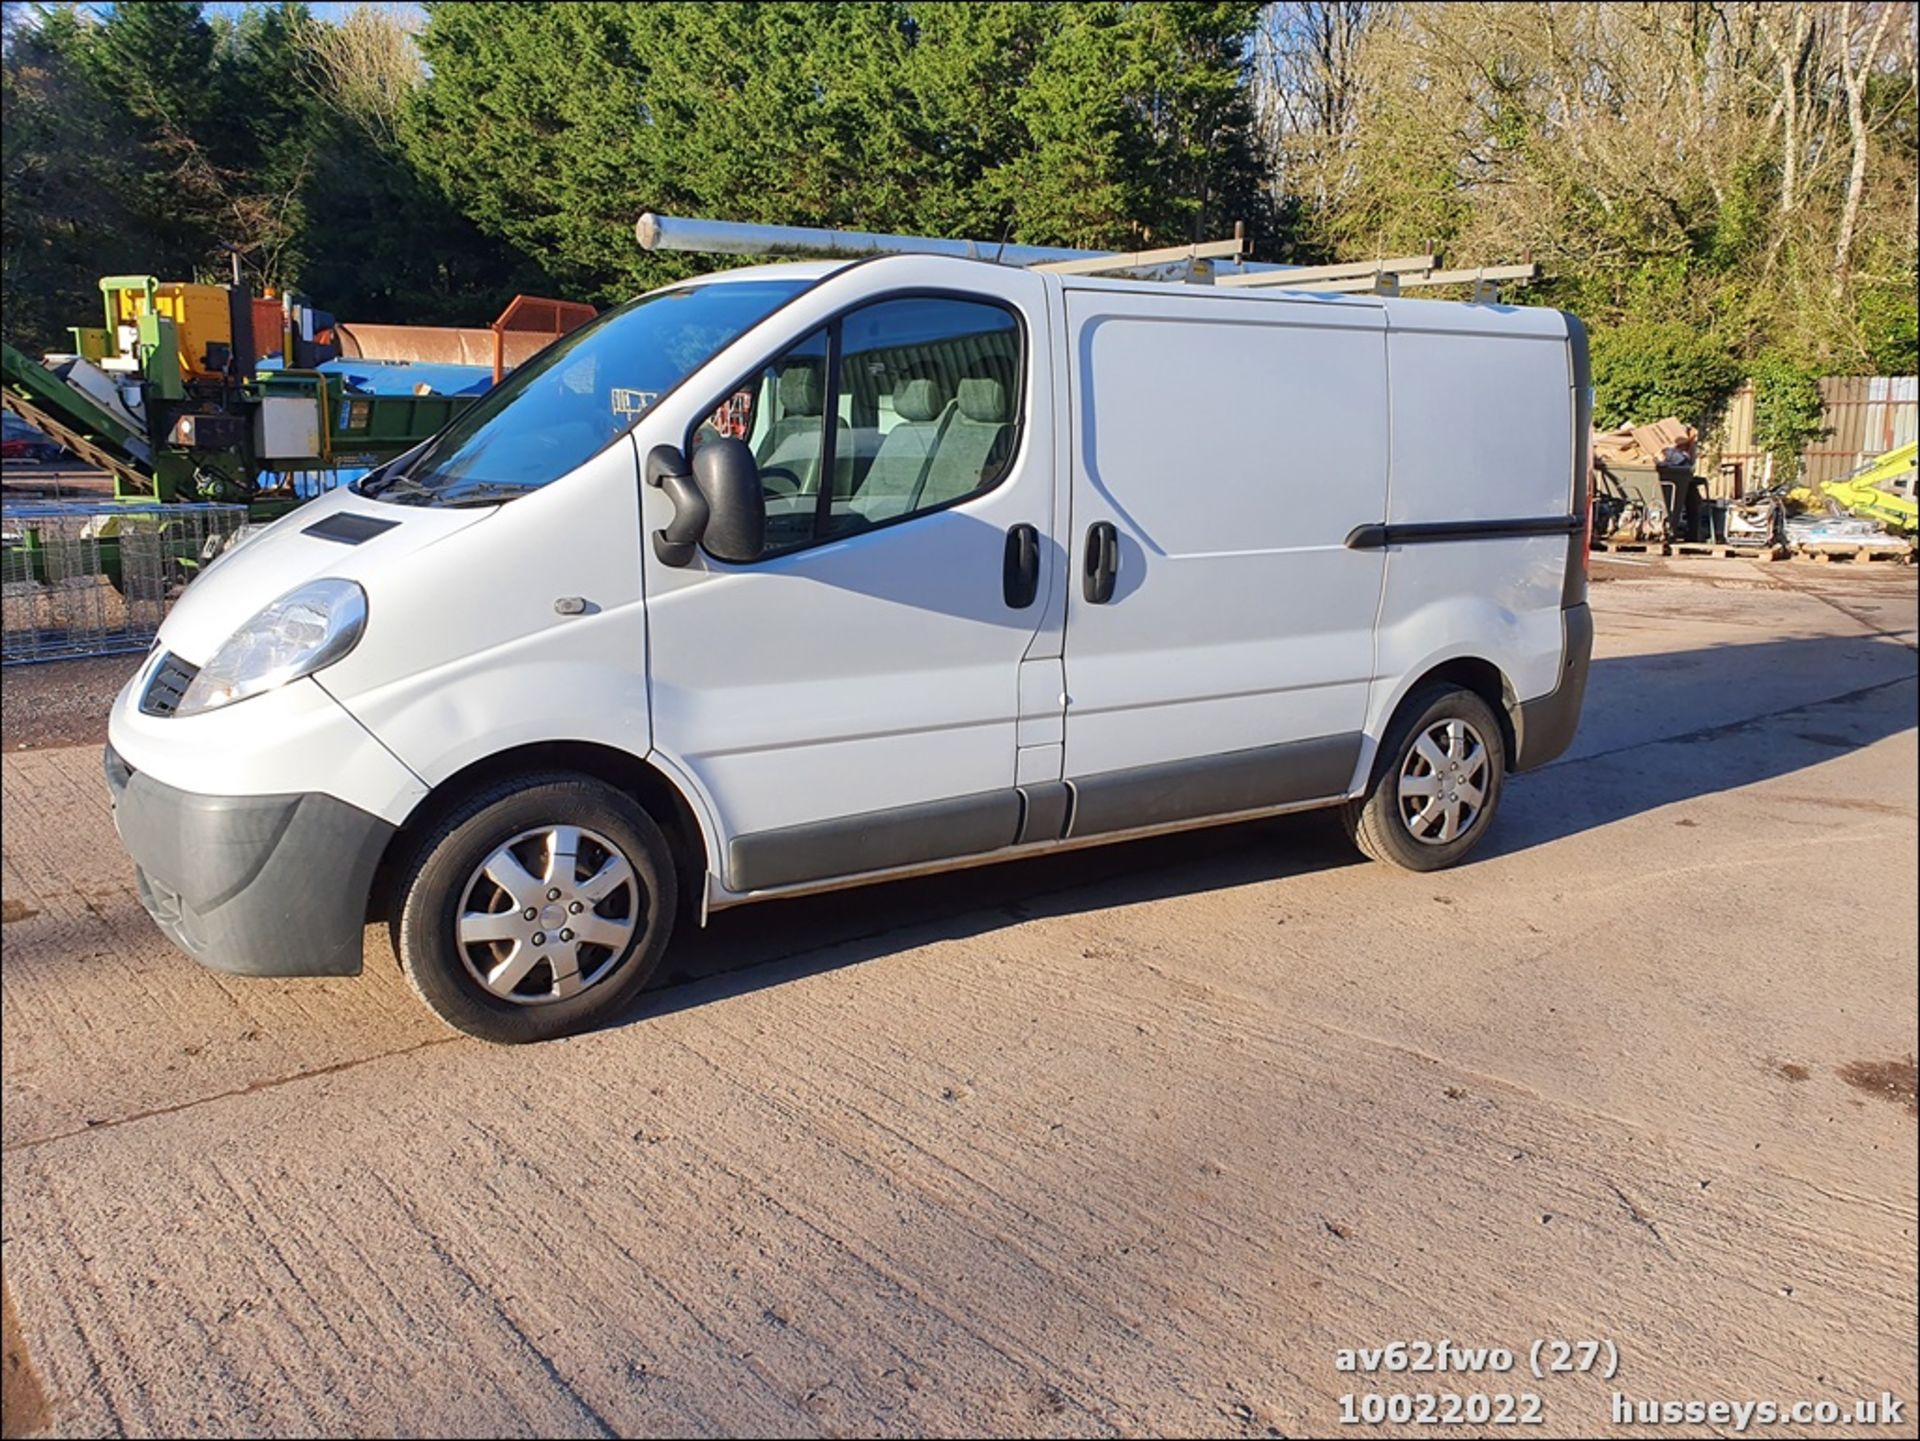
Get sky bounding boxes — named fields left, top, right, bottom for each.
left=203, top=1, right=426, bottom=23
left=0, top=2, right=429, bottom=67
left=0, top=1, right=431, bottom=26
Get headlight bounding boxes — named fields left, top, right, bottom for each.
left=175, top=579, right=367, bottom=715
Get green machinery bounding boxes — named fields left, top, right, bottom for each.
left=2, top=276, right=481, bottom=516
left=3, top=277, right=590, bottom=592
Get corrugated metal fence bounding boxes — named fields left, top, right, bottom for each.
left=1706, top=375, right=1917, bottom=497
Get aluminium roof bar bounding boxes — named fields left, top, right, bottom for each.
left=1216, top=255, right=1437, bottom=288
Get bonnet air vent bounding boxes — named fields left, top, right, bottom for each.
left=303, top=512, right=399, bottom=545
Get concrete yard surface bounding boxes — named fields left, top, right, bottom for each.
left=1, top=558, right=1916, bottom=1437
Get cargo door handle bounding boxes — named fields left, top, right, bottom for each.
left=1083, top=521, right=1118, bottom=604
left=1003, top=524, right=1039, bottom=608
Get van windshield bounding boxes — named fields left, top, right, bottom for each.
left=365, top=279, right=809, bottom=505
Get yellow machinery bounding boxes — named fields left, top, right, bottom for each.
left=70, top=277, right=244, bottom=385
left=1793, top=441, right=1919, bottom=534
left=1824, top=440, right=1918, bottom=533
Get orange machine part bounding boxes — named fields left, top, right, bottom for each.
left=331, top=296, right=597, bottom=380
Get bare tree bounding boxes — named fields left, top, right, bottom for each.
left=295, top=2, right=424, bottom=150
left=1250, top=4, right=1394, bottom=220
left=1831, top=0, right=1900, bottom=292
left=1759, top=4, right=1820, bottom=224
left=1250, top=0, right=1915, bottom=364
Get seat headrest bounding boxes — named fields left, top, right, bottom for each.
left=957, top=378, right=1008, bottom=424
left=778, top=366, right=823, bottom=416
left=894, top=377, right=948, bottom=423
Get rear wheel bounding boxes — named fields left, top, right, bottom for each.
left=1344, top=685, right=1505, bottom=871
left=393, top=773, right=677, bottom=1043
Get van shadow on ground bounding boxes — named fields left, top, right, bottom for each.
left=633, top=634, right=1917, bottom=1026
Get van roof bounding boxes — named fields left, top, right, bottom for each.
left=1053, top=267, right=1570, bottom=337
left=671, top=255, right=1569, bottom=338
left=1058, top=268, right=1384, bottom=309
left=686, top=259, right=853, bottom=285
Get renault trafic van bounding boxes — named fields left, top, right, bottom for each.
left=104, top=254, right=1592, bottom=1042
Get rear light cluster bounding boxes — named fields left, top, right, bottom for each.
left=1581, top=469, right=1594, bottom=585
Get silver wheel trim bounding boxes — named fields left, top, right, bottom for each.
left=1397, top=718, right=1490, bottom=845
left=455, top=825, right=643, bottom=1005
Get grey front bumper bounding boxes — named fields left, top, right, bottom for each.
left=104, top=745, right=394, bottom=977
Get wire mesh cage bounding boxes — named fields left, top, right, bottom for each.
left=1, top=500, right=248, bottom=664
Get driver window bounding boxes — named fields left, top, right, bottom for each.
left=692, top=326, right=834, bottom=554
left=688, top=295, right=1022, bottom=560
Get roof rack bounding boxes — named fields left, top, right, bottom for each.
left=634, top=212, right=1538, bottom=300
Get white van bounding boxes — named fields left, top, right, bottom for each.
left=104, top=254, right=1593, bottom=1042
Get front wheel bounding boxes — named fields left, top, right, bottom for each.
left=392, top=773, right=678, bottom=1043
left=1343, top=685, right=1506, bottom=871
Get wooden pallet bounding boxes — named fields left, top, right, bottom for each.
left=1591, top=539, right=1667, bottom=555
left=1672, top=542, right=1790, bottom=561
left=1791, top=544, right=1915, bottom=565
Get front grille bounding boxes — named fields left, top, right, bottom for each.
left=139, top=652, right=200, bottom=717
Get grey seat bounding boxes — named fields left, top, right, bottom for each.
left=756, top=365, right=830, bottom=495
left=921, top=377, right=1012, bottom=507
left=850, top=377, right=953, bottom=522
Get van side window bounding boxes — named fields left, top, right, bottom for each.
left=689, top=295, right=1022, bottom=559
left=829, top=296, right=1020, bottom=539
left=692, top=327, right=838, bottom=554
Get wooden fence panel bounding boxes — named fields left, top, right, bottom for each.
left=1702, top=375, right=1916, bottom=497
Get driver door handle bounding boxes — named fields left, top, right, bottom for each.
left=1003, top=524, right=1039, bottom=608
left=1083, top=521, right=1118, bottom=604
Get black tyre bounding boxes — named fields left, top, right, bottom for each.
left=1343, top=685, right=1506, bottom=872
left=392, top=773, right=677, bottom=1043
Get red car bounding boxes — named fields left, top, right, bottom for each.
left=1, top=434, right=63, bottom=462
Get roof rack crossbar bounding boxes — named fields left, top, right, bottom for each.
left=1215, top=255, right=1437, bottom=289
left=1031, top=238, right=1248, bottom=276
left=1314, top=263, right=1539, bottom=295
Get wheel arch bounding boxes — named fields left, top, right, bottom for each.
left=1405, top=656, right=1518, bottom=763
left=368, top=740, right=713, bottom=926
left=1362, top=655, right=1520, bottom=789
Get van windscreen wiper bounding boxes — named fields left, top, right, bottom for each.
left=437, top=481, right=537, bottom=508
left=361, top=470, right=435, bottom=505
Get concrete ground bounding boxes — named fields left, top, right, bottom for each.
left=1, top=557, right=1915, bottom=1439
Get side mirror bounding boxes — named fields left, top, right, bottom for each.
left=644, top=440, right=766, bottom=567
left=644, top=444, right=707, bottom=567
left=692, top=437, right=766, bottom=565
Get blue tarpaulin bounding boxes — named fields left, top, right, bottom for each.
left=255, top=355, right=499, bottom=397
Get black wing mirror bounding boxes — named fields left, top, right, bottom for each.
left=645, top=444, right=707, bottom=566
left=691, top=437, right=765, bottom=564
left=644, top=440, right=765, bottom=567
